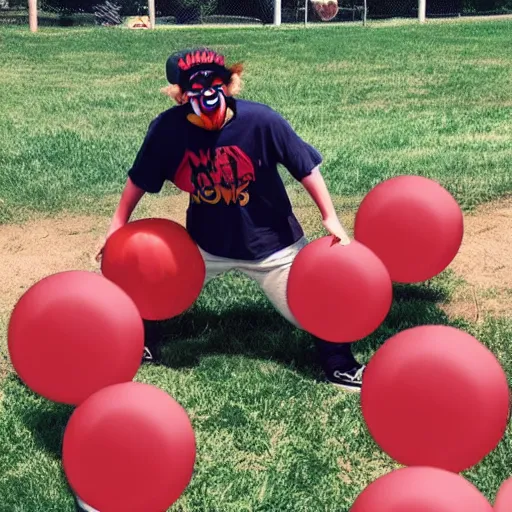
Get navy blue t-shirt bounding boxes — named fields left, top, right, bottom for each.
left=128, top=99, right=322, bottom=260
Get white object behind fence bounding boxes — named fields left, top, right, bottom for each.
left=419, top=0, right=427, bottom=22
left=148, top=0, right=155, bottom=27
left=28, top=0, right=37, bottom=31
left=274, top=0, right=281, bottom=25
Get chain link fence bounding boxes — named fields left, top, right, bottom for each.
left=0, top=0, right=272, bottom=26
left=152, top=0, right=274, bottom=25
left=367, top=0, right=512, bottom=19
left=297, top=0, right=512, bottom=24
left=1, top=0, right=511, bottom=27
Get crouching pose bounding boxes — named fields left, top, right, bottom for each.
left=80, top=44, right=366, bottom=512
left=98, top=46, right=365, bottom=390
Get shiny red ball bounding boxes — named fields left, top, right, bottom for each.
left=287, top=237, right=393, bottom=342
left=101, top=218, right=206, bottom=321
left=350, top=466, right=493, bottom=512
left=354, top=175, right=464, bottom=283
left=361, top=325, right=510, bottom=472
left=8, top=271, right=144, bottom=405
left=63, top=382, right=196, bottom=512
left=494, top=477, right=512, bottom=512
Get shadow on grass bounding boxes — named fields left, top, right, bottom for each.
left=146, top=280, right=455, bottom=377
left=8, top=279, right=456, bottom=465
left=1, top=373, right=72, bottom=462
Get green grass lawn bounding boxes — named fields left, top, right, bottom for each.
left=0, top=19, right=512, bottom=512
left=1, top=19, right=512, bottom=223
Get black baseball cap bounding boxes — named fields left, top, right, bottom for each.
left=166, top=47, right=233, bottom=90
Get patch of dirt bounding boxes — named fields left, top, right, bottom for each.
left=295, top=194, right=512, bottom=324
left=440, top=196, right=512, bottom=322
left=0, top=193, right=189, bottom=318
left=0, top=193, right=510, bottom=328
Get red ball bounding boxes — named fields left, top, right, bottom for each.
left=361, top=325, right=510, bottom=473
left=354, top=175, right=464, bottom=283
left=101, top=218, right=206, bottom=321
left=350, top=466, right=493, bottom=512
left=8, top=271, right=144, bottom=406
left=494, top=477, right=512, bottom=512
left=287, top=237, right=393, bottom=343
left=62, top=381, right=196, bottom=512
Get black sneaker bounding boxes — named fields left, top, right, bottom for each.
left=141, top=320, right=163, bottom=364
left=325, top=364, right=365, bottom=392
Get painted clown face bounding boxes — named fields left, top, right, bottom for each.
left=185, top=69, right=228, bottom=130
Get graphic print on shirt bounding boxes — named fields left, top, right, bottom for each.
left=174, top=146, right=256, bottom=206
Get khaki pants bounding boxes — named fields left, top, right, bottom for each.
left=200, top=236, right=357, bottom=373
left=199, top=236, right=309, bottom=329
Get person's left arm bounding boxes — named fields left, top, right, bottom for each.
left=300, top=166, right=350, bottom=245
left=268, top=109, right=350, bottom=245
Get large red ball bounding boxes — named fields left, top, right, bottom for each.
left=354, top=175, right=464, bottom=283
left=62, top=381, right=196, bottom=512
left=8, top=271, right=144, bottom=405
left=101, top=218, right=206, bottom=321
left=494, top=477, right=512, bottom=512
left=361, top=325, right=510, bottom=473
left=287, top=237, right=393, bottom=343
left=350, top=466, right=493, bottom=512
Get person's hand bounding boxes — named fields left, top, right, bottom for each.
left=94, top=240, right=106, bottom=264
left=94, top=219, right=126, bottom=263
left=322, top=215, right=351, bottom=246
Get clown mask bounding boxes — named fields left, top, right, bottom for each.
left=185, top=69, right=230, bottom=131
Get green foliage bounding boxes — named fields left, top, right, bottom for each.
left=463, top=0, right=512, bottom=12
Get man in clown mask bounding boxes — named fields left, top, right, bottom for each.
left=96, top=46, right=365, bottom=391
left=82, top=45, right=366, bottom=512
left=162, top=47, right=240, bottom=131
left=180, top=68, right=230, bottom=131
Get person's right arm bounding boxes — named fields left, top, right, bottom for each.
left=95, top=178, right=145, bottom=259
left=95, top=116, right=168, bottom=261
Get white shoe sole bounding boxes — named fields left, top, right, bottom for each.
left=76, top=496, right=101, bottom=512
left=327, top=380, right=362, bottom=392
